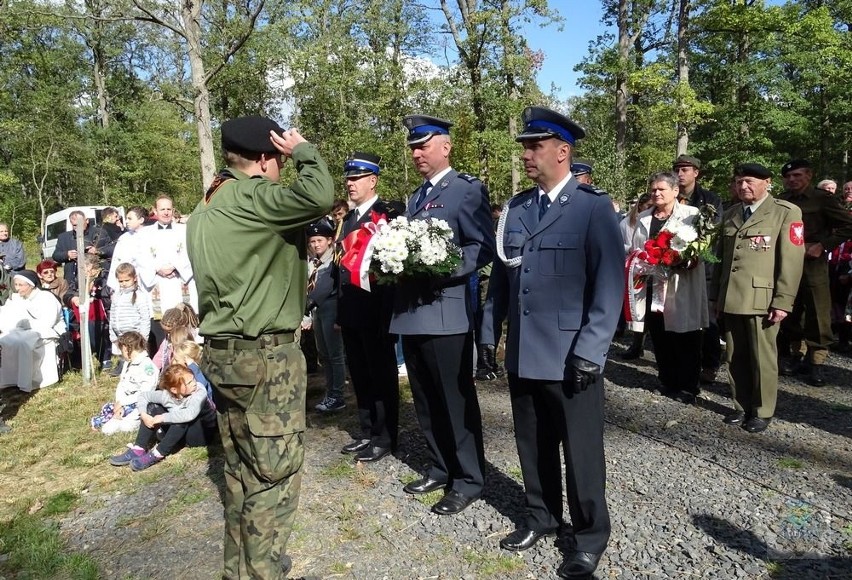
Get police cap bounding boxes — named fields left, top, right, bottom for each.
left=221, top=115, right=283, bottom=154
left=516, top=106, right=585, bottom=145
left=781, top=159, right=811, bottom=177
left=306, top=218, right=335, bottom=238
left=344, top=151, right=381, bottom=177
left=403, top=115, right=453, bottom=146
left=734, top=163, right=772, bottom=179
left=673, top=154, right=701, bottom=170
left=571, top=159, right=593, bottom=175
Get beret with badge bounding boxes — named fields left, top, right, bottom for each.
left=306, top=218, right=335, bottom=238
left=221, top=115, right=283, bottom=154
left=734, top=163, right=772, bottom=179
left=780, top=158, right=811, bottom=177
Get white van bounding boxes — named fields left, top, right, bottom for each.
left=40, top=206, right=126, bottom=260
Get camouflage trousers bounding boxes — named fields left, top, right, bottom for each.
left=201, top=335, right=306, bottom=580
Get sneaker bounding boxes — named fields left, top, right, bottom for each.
left=109, top=360, right=124, bottom=377
left=110, top=445, right=145, bottom=466
left=315, top=397, right=345, bottom=413
left=130, top=451, right=164, bottom=471
left=397, top=364, right=408, bottom=377
left=100, top=360, right=113, bottom=372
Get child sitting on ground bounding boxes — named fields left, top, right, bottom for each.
left=152, top=303, right=199, bottom=370
left=170, top=329, right=214, bottom=404
left=108, top=362, right=217, bottom=471
left=91, top=331, right=158, bottom=434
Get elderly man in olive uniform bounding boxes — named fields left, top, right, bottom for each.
left=391, top=115, right=495, bottom=516
left=187, top=116, right=333, bottom=579
left=777, top=159, right=852, bottom=386
left=482, top=107, right=624, bottom=578
left=710, top=163, right=804, bottom=433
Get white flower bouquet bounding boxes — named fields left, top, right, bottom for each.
left=369, top=216, right=462, bottom=285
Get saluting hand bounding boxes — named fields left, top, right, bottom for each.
left=270, top=128, right=307, bottom=158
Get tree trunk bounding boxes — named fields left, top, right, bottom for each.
left=181, top=0, right=216, bottom=189
left=615, top=0, right=629, bottom=194
left=676, top=0, right=690, bottom=155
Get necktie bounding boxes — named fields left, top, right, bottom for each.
left=306, top=258, right=322, bottom=293
left=354, top=209, right=361, bottom=222
left=416, top=182, right=432, bottom=208
left=743, top=206, right=752, bottom=222
left=539, top=193, right=551, bottom=220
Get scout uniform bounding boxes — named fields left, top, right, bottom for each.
left=186, top=116, right=333, bottom=580
left=711, top=163, right=804, bottom=430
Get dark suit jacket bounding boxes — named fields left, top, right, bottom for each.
left=482, top=180, right=624, bottom=380
left=389, top=169, right=495, bottom=336
left=337, top=199, right=399, bottom=330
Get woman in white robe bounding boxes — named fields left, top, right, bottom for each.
left=0, top=271, right=66, bottom=391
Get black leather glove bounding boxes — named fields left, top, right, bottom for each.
left=570, top=356, right=601, bottom=393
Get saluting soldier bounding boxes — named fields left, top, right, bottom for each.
left=481, top=107, right=624, bottom=578
left=777, top=159, right=852, bottom=386
left=391, top=115, right=495, bottom=516
left=187, top=116, right=333, bottom=579
left=710, top=163, right=804, bottom=433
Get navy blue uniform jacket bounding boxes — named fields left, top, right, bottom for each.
left=482, top=181, right=625, bottom=381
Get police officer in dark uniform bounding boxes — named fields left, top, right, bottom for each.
left=390, top=115, right=495, bottom=516
left=778, top=159, right=852, bottom=386
left=336, top=151, right=400, bottom=462
left=481, top=107, right=624, bottom=578
left=187, top=116, right=333, bottom=579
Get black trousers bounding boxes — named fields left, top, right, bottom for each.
left=135, top=402, right=216, bottom=456
left=402, top=332, right=485, bottom=497
left=342, top=326, right=399, bottom=449
left=701, top=321, right=722, bottom=370
left=508, top=373, right=610, bottom=554
left=646, top=312, right=702, bottom=394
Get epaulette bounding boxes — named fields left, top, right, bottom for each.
left=457, top=173, right=480, bottom=183
left=773, top=198, right=798, bottom=211
left=508, top=187, right=537, bottom=208
left=577, top=183, right=608, bottom=196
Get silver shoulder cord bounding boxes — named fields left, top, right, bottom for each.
left=496, top=200, right=523, bottom=269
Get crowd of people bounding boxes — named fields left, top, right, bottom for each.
left=1, top=108, right=851, bottom=579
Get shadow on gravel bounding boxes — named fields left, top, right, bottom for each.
left=603, top=360, right=659, bottom=391
left=693, top=514, right=852, bottom=579
left=830, top=473, right=852, bottom=491
left=204, top=441, right=226, bottom=504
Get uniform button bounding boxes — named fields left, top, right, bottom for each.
left=733, top=256, right=740, bottom=261
left=528, top=246, right=535, bottom=252
left=557, top=241, right=563, bottom=247
left=523, top=288, right=530, bottom=294
left=523, top=267, right=530, bottom=273
left=523, top=309, right=530, bottom=315
left=732, top=267, right=739, bottom=272
left=736, top=245, right=741, bottom=250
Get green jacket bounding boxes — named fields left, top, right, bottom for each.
left=187, top=143, right=334, bottom=338
left=711, top=196, right=804, bottom=315
left=779, top=186, right=852, bottom=252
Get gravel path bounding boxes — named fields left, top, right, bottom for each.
left=60, top=339, right=852, bottom=579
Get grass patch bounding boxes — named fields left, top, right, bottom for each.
left=328, top=561, right=351, bottom=574
left=765, top=560, right=784, bottom=577
left=506, top=465, right=523, bottom=481
left=42, top=490, right=80, bottom=517
left=415, top=489, right=444, bottom=506
left=841, top=524, right=852, bottom=553
left=830, top=403, right=852, bottom=412
left=398, top=381, right=413, bottom=404
left=0, top=511, right=99, bottom=579
left=321, top=458, right=357, bottom=479
left=462, top=547, right=524, bottom=575
left=777, top=457, right=804, bottom=469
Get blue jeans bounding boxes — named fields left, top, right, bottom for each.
left=313, top=298, right=346, bottom=400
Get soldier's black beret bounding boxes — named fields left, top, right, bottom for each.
left=221, top=116, right=283, bottom=154
left=673, top=154, right=701, bottom=170
left=735, top=163, right=772, bottom=179
left=344, top=151, right=381, bottom=177
left=306, top=218, right=335, bottom=238
left=403, top=115, right=453, bottom=146
left=781, top=159, right=811, bottom=176
left=571, top=158, right=593, bottom=175
left=516, top=106, right=586, bottom=145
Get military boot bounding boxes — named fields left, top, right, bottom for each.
left=475, top=346, right=497, bottom=381
left=808, top=365, right=827, bottom=387
left=483, top=344, right=505, bottom=378
left=620, top=331, right=644, bottom=360
left=779, top=353, right=803, bottom=376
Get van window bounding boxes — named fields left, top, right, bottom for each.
left=46, top=220, right=67, bottom=241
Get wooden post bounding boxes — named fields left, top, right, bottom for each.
left=75, top=219, right=92, bottom=384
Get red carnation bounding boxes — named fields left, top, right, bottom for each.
left=661, top=249, right=679, bottom=266
left=657, top=230, right=675, bottom=248
left=644, top=239, right=658, bottom=252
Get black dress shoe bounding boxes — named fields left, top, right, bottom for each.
left=742, top=416, right=771, bottom=433
left=672, top=390, right=697, bottom=404
left=403, top=476, right=446, bottom=495
left=808, top=365, right=826, bottom=387
left=355, top=445, right=391, bottom=462
left=431, top=490, right=477, bottom=515
left=557, top=551, right=603, bottom=578
left=340, top=439, right=371, bottom=454
left=723, top=411, right=746, bottom=425
left=499, top=527, right=554, bottom=552
left=779, top=355, right=803, bottom=376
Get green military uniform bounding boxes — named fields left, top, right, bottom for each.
left=187, top=121, right=333, bottom=580
left=711, top=196, right=804, bottom=419
left=778, top=185, right=852, bottom=366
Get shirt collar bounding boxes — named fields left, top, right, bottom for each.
left=538, top=172, right=574, bottom=203
left=425, top=166, right=453, bottom=188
